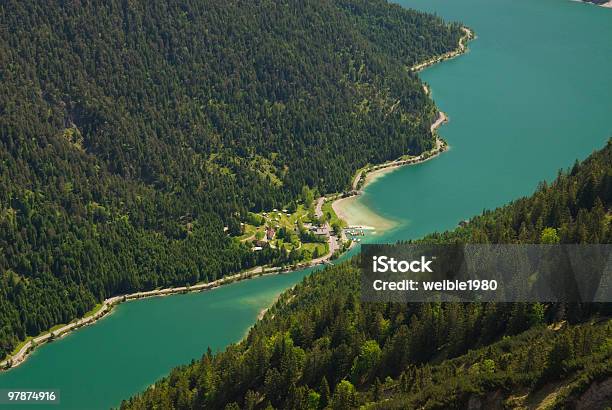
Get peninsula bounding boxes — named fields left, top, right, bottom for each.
left=0, top=18, right=471, bottom=373
left=0, top=0, right=466, bottom=363
left=331, top=26, right=473, bottom=231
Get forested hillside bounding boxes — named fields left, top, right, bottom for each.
left=120, top=141, right=612, bottom=409
left=0, top=0, right=463, bottom=359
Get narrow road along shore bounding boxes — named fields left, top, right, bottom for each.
left=1, top=25, right=473, bottom=373
left=331, top=110, right=448, bottom=228
left=0, top=231, right=342, bottom=372
left=332, top=26, right=474, bottom=228
left=411, top=27, right=474, bottom=73
left=314, top=197, right=325, bottom=218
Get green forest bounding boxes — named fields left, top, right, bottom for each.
left=120, top=141, right=612, bottom=409
left=0, top=0, right=463, bottom=358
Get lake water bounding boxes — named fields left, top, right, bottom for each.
left=1, top=1, right=610, bottom=409
left=366, top=0, right=612, bottom=243
left=0, top=269, right=317, bottom=409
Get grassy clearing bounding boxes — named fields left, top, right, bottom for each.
left=301, top=242, right=328, bottom=259
left=47, top=324, right=67, bottom=334
left=82, top=303, right=103, bottom=318
left=240, top=204, right=313, bottom=243
left=237, top=203, right=335, bottom=263
left=322, top=199, right=346, bottom=228
left=237, top=223, right=258, bottom=241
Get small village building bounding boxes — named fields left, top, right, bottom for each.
left=266, top=227, right=276, bottom=240
left=313, top=223, right=330, bottom=237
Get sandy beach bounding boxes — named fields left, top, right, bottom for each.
left=1, top=24, right=473, bottom=375
left=332, top=111, right=449, bottom=231
left=332, top=195, right=396, bottom=231
left=330, top=27, right=473, bottom=233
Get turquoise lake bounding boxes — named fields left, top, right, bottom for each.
left=0, top=1, right=610, bottom=409
left=368, top=0, right=612, bottom=242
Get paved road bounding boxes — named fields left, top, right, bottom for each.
left=314, top=197, right=325, bottom=218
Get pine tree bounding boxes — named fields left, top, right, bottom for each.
left=373, top=377, right=382, bottom=401
left=319, top=377, right=331, bottom=409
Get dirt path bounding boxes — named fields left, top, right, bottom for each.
left=240, top=233, right=256, bottom=243
left=314, top=197, right=325, bottom=218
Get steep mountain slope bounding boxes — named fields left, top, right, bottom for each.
left=0, top=0, right=462, bottom=359
left=120, top=142, right=612, bottom=409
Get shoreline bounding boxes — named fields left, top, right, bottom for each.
left=332, top=111, right=448, bottom=230
left=411, top=27, right=474, bottom=73
left=362, top=111, right=448, bottom=189
left=0, top=236, right=340, bottom=372
left=1, top=25, right=473, bottom=374
left=572, top=0, right=612, bottom=8
left=331, top=26, right=474, bottom=230
left=332, top=194, right=397, bottom=232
